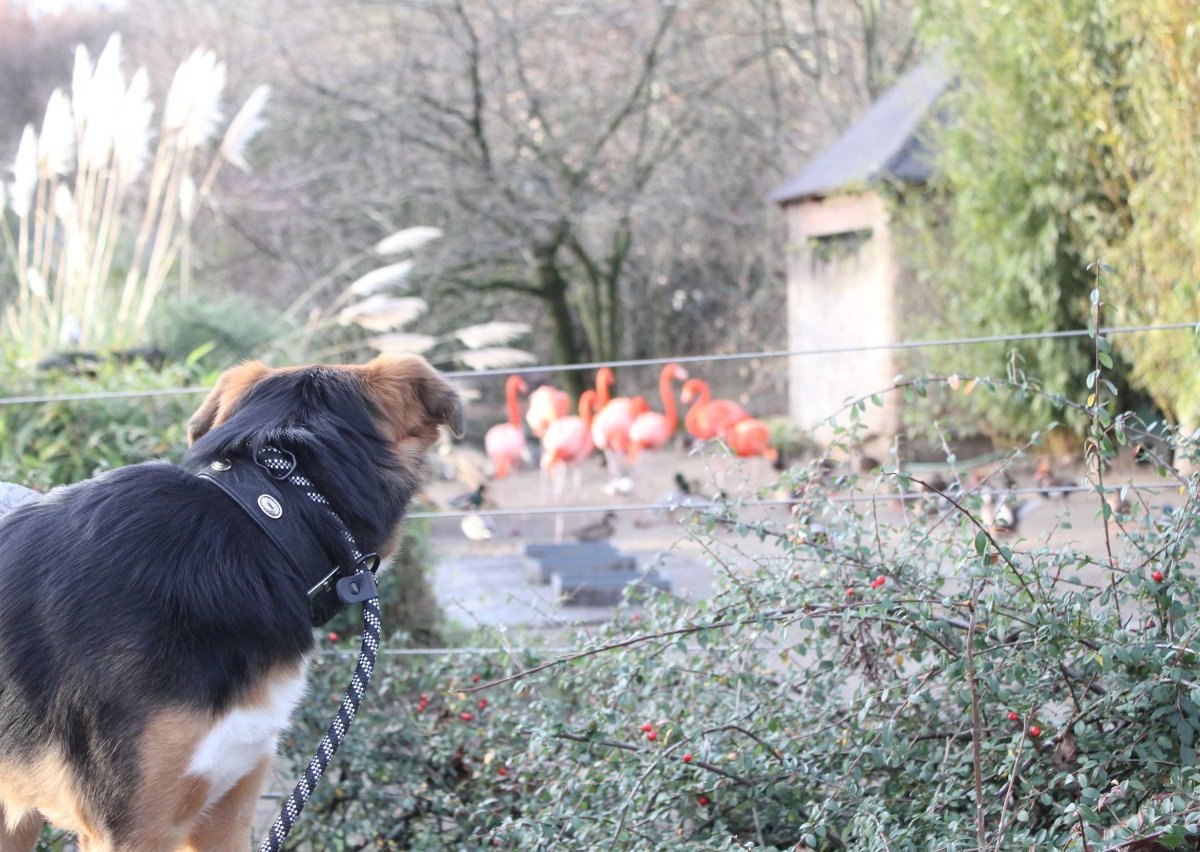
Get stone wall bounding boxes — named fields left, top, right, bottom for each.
left=783, top=190, right=901, bottom=446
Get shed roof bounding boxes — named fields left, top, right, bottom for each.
left=768, top=59, right=950, bottom=205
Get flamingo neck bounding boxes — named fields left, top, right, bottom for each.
left=660, top=367, right=679, bottom=431
left=595, top=369, right=613, bottom=409
left=579, top=390, right=597, bottom=427
left=686, top=379, right=711, bottom=413
left=505, top=376, right=522, bottom=427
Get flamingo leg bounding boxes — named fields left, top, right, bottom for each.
left=552, top=464, right=567, bottom=543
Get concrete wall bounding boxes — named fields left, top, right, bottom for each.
left=783, top=190, right=900, bottom=445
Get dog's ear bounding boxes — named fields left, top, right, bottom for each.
left=187, top=361, right=272, bottom=444
left=358, top=356, right=465, bottom=445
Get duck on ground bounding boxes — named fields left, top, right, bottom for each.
left=573, top=511, right=618, bottom=542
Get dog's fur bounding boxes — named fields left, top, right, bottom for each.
left=0, top=356, right=462, bottom=851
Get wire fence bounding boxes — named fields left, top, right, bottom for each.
left=4, top=324, right=1196, bottom=661
left=1, top=319, right=1196, bottom=407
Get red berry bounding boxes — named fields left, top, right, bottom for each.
left=478, top=698, right=488, bottom=710
left=1007, top=711, right=1019, bottom=722
left=872, top=576, right=886, bottom=588
left=472, top=673, right=481, bottom=683
left=697, top=795, right=710, bottom=806
left=497, top=766, right=508, bottom=777
left=641, top=722, right=654, bottom=732
left=846, top=588, right=856, bottom=597
left=460, top=711, right=474, bottom=722
left=1153, top=570, right=1164, bottom=582
left=492, top=840, right=501, bottom=847
left=1029, top=725, right=1041, bottom=737
left=682, top=753, right=693, bottom=763
left=646, top=730, right=657, bottom=741
left=421, top=692, right=430, bottom=701
left=327, top=631, right=339, bottom=642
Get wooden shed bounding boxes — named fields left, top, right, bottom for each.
left=769, top=60, right=949, bottom=445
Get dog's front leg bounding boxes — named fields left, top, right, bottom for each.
left=180, top=755, right=272, bottom=852
left=0, top=807, right=42, bottom=852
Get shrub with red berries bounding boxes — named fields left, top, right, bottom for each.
left=277, top=406, right=1200, bottom=850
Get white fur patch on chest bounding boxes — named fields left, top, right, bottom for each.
left=189, top=663, right=309, bottom=809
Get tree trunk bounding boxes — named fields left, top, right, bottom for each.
left=536, top=257, right=587, bottom=398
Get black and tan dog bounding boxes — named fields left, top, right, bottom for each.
left=0, top=356, right=462, bottom=851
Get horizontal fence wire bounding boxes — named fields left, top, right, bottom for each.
left=411, top=480, right=1189, bottom=522
left=1, top=320, right=1196, bottom=407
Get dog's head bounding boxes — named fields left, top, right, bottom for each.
left=185, top=355, right=463, bottom=552
left=187, top=355, right=463, bottom=450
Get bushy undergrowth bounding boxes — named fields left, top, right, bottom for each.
left=281, top=434, right=1200, bottom=850
left=0, top=356, right=206, bottom=488
left=279, top=309, right=1200, bottom=849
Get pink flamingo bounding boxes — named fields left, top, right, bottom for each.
left=727, top=417, right=776, bottom=460
left=628, top=363, right=688, bottom=460
left=525, top=384, right=571, bottom=438
left=484, top=375, right=528, bottom=479
left=591, top=367, right=647, bottom=476
left=681, top=378, right=748, bottom=442
left=541, top=390, right=597, bottom=540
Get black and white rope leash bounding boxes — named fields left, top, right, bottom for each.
left=253, top=447, right=384, bottom=852
left=259, top=593, right=381, bottom=852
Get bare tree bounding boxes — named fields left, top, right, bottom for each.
left=118, top=0, right=917, bottom=404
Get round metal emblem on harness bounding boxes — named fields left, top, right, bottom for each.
left=257, top=494, right=283, bottom=519
left=210, top=459, right=230, bottom=471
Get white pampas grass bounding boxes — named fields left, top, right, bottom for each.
left=113, top=68, right=153, bottom=180
left=38, top=89, right=75, bottom=176
left=347, top=260, right=415, bottom=297
left=53, top=185, right=75, bottom=221
left=178, top=175, right=197, bottom=221
left=458, top=347, right=538, bottom=371
left=77, top=35, right=126, bottom=169
left=4, top=33, right=271, bottom=361
left=164, top=47, right=226, bottom=148
left=71, top=44, right=92, bottom=111
left=10, top=126, right=38, bottom=218
left=367, top=333, right=438, bottom=355
left=374, top=226, right=443, bottom=255
left=220, top=84, right=270, bottom=173
left=26, top=269, right=47, bottom=299
left=337, top=295, right=428, bottom=331
left=454, top=321, right=532, bottom=349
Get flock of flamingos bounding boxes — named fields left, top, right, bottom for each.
left=483, top=364, right=776, bottom=492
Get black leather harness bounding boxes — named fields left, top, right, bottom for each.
left=196, top=450, right=379, bottom=626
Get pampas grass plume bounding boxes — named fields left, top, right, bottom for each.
left=347, top=260, right=415, bottom=297
left=10, top=126, right=38, bottom=218
left=337, top=295, right=429, bottom=331
left=221, top=84, right=270, bottom=173
left=455, top=321, right=532, bottom=349
left=38, top=89, right=75, bottom=176
left=114, top=68, right=153, bottom=180
left=165, top=48, right=226, bottom=148
left=459, top=347, right=538, bottom=371
left=374, top=226, right=443, bottom=255
left=367, top=333, right=438, bottom=355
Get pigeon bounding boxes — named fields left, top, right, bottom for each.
left=460, top=509, right=495, bottom=541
